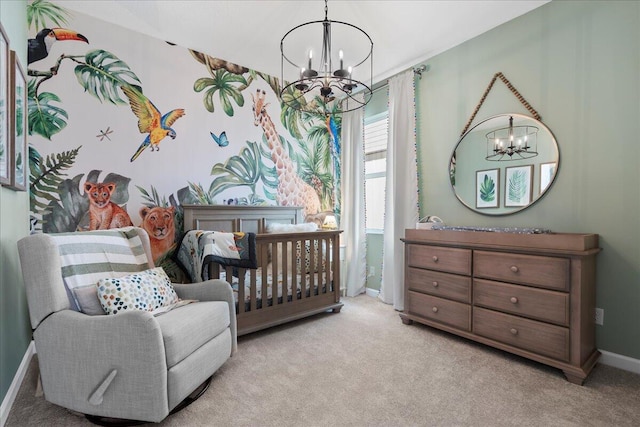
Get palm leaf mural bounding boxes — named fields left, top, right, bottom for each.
left=28, top=50, right=141, bottom=139
left=27, top=0, right=71, bottom=31
left=187, top=182, right=216, bottom=205
left=137, top=185, right=170, bottom=208
left=194, top=69, right=247, bottom=116
left=508, top=169, right=528, bottom=203
left=209, top=140, right=278, bottom=203
left=29, top=145, right=81, bottom=230
left=28, top=80, right=68, bottom=140
left=73, top=50, right=141, bottom=104
left=479, top=174, right=496, bottom=202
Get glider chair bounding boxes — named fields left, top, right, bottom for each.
left=17, top=227, right=237, bottom=424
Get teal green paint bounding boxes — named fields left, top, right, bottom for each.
left=417, top=0, right=639, bottom=359
left=366, top=87, right=388, bottom=119
left=0, top=0, right=30, bottom=406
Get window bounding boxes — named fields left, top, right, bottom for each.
left=364, top=112, right=388, bottom=233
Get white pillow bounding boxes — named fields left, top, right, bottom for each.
left=266, top=222, right=318, bottom=233
left=97, top=267, right=179, bottom=315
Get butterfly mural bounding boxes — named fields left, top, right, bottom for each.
left=210, top=131, right=229, bottom=147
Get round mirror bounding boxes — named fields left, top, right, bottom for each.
left=449, top=114, right=559, bottom=215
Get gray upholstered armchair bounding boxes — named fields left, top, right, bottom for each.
left=17, top=227, right=236, bottom=423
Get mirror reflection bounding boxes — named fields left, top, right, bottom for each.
left=450, top=114, right=559, bottom=215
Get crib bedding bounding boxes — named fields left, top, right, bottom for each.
left=219, top=265, right=333, bottom=310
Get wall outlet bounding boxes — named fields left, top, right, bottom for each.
left=595, top=308, right=604, bottom=325
left=369, top=266, right=375, bottom=277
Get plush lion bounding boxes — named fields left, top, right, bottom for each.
left=139, top=206, right=176, bottom=262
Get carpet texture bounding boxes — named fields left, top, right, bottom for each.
left=6, top=295, right=640, bottom=426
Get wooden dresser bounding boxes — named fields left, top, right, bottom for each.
left=400, top=229, right=600, bottom=385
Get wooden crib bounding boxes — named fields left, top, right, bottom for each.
left=182, top=204, right=342, bottom=336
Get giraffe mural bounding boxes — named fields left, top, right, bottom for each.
left=251, top=89, right=321, bottom=218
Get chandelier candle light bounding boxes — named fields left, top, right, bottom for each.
left=280, top=0, right=373, bottom=113
left=486, top=115, right=539, bottom=161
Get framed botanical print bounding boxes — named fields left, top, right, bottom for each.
left=9, top=50, right=27, bottom=191
left=476, top=168, right=499, bottom=209
left=0, top=23, right=10, bottom=186
left=539, top=161, right=557, bottom=194
left=505, top=165, right=533, bottom=207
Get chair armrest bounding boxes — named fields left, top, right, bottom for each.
left=34, top=309, right=169, bottom=422
left=173, top=280, right=237, bottom=354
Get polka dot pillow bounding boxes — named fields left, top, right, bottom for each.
left=97, top=267, right=179, bottom=315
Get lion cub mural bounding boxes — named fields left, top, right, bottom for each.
left=139, top=206, right=176, bottom=262
left=85, top=182, right=133, bottom=230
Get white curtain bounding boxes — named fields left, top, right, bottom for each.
left=340, top=93, right=367, bottom=297
left=379, top=70, right=419, bottom=310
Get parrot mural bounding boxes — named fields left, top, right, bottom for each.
left=120, top=85, right=186, bottom=162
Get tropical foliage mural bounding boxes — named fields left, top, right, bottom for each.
left=26, top=0, right=342, bottom=273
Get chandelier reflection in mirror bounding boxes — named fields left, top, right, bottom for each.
left=280, top=0, right=373, bottom=113
left=486, top=116, right=539, bottom=161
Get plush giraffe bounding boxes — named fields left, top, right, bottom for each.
left=252, top=89, right=321, bottom=218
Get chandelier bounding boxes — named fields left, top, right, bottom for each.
left=486, top=116, right=539, bottom=161
left=280, top=0, right=373, bottom=114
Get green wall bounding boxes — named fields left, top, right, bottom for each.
left=0, top=0, right=30, bottom=406
left=418, top=0, right=639, bottom=359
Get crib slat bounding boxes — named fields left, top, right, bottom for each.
left=237, top=267, right=245, bottom=314
left=271, top=241, right=278, bottom=306
left=309, top=237, right=317, bottom=297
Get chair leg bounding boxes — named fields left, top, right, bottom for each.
left=84, top=376, right=213, bottom=426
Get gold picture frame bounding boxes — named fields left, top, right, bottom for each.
left=9, top=50, right=27, bottom=191
left=0, top=23, right=10, bottom=186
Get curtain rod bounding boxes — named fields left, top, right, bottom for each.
left=371, top=64, right=430, bottom=94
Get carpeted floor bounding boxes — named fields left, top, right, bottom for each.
left=6, top=295, right=640, bottom=426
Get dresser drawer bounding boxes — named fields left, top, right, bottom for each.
left=407, top=267, right=471, bottom=303
left=473, top=307, right=569, bottom=361
left=473, top=279, right=569, bottom=326
left=408, top=291, right=471, bottom=331
left=408, top=245, right=471, bottom=275
left=473, top=251, right=569, bottom=291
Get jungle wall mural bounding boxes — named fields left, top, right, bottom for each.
left=26, top=1, right=341, bottom=274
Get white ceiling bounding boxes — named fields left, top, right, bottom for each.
left=56, top=0, right=550, bottom=84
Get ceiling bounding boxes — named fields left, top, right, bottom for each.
left=56, top=0, right=550, bottom=84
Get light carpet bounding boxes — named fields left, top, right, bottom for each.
left=6, top=295, right=640, bottom=426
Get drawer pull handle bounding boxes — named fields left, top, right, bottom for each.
left=432, top=306, right=439, bottom=313
left=432, top=256, right=439, bottom=262
left=510, top=297, right=518, bottom=304
left=432, top=281, right=439, bottom=288
left=510, top=328, right=518, bottom=335
left=510, top=265, right=519, bottom=273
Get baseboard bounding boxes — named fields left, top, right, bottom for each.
left=0, top=341, right=36, bottom=427
left=598, top=350, right=640, bottom=375
left=365, top=287, right=380, bottom=298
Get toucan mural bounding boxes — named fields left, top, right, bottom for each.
left=26, top=1, right=342, bottom=278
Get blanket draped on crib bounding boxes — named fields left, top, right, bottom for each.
left=177, top=230, right=257, bottom=282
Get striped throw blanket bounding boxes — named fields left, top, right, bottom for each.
left=50, top=227, right=150, bottom=311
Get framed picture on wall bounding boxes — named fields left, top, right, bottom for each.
left=475, top=168, right=499, bottom=209
left=9, top=50, right=27, bottom=191
left=540, top=161, right=557, bottom=194
left=505, top=165, right=533, bottom=207
left=0, top=23, right=10, bottom=186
